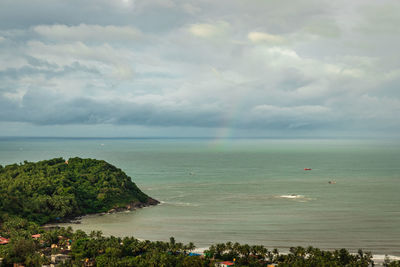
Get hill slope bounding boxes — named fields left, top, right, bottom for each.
left=0, top=157, right=158, bottom=224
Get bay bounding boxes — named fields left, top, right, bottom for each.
left=0, top=137, right=399, bottom=256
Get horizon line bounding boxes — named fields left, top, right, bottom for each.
left=0, top=135, right=391, bottom=140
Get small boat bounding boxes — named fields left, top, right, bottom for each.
left=304, top=168, right=312, bottom=171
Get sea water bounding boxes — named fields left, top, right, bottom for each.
left=0, top=137, right=399, bottom=256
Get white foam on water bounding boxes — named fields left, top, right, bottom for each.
left=279, top=194, right=304, bottom=199
left=162, top=201, right=199, bottom=207
left=373, top=254, right=400, bottom=261
left=275, top=194, right=314, bottom=202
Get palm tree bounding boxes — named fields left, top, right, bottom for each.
left=187, top=242, right=195, bottom=252
left=169, top=237, right=175, bottom=247
left=204, top=245, right=216, bottom=259
left=257, top=245, right=268, bottom=260
left=239, top=244, right=251, bottom=264
left=233, top=242, right=241, bottom=256
left=215, top=243, right=226, bottom=259
left=267, top=249, right=273, bottom=262
left=272, top=248, right=279, bottom=262
left=225, top=241, right=233, bottom=251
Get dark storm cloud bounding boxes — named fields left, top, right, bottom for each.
left=0, top=91, right=225, bottom=128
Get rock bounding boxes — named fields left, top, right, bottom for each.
left=146, top=197, right=160, bottom=206
left=125, top=197, right=160, bottom=211
left=101, top=198, right=160, bottom=215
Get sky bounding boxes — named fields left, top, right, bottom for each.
left=0, top=0, right=399, bottom=138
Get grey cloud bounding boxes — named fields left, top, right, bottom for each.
left=0, top=91, right=225, bottom=128
left=34, top=24, right=143, bottom=42
left=0, top=0, right=133, bottom=29
left=0, top=0, right=399, bottom=137
left=0, top=62, right=100, bottom=80
left=276, top=68, right=313, bottom=91
left=0, top=85, right=391, bottom=132
left=357, top=3, right=400, bottom=35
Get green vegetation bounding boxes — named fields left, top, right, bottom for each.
left=204, top=242, right=379, bottom=266
left=1, top=218, right=400, bottom=266
left=0, top=157, right=156, bottom=225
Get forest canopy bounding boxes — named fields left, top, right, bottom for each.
left=0, top=157, right=156, bottom=225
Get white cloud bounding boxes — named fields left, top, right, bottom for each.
left=248, top=31, right=285, bottom=44
left=188, top=21, right=230, bottom=38
left=112, top=64, right=135, bottom=80
left=134, top=0, right=175, bottom=9
left=120, top=0, right=135, bottom=8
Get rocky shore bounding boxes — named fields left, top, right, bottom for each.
left=107, top=197, right=160, bottom=213
left=45, top=197, right=160, bottom=226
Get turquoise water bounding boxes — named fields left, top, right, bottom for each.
left=0, top=138, right=399, bottom=255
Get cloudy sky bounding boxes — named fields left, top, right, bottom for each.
left=0, top=0, right=399, bottom=138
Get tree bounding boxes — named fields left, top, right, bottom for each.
left=183, top=255, right=203, bottom=267
left=0, top=157, right=157, bottom=225
left=2, top=237, right=44, bottom=266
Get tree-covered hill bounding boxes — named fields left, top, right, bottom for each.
left=0, top=157, right=158, bottom=225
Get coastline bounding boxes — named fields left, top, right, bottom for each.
left=49, top=200, right=400, bottom=263
left=106, top=197, right=160, bottom=214
left=373, top=254, right=400, bottom=266
left=44, top=209, right=400, bottom=266
left=191, top=247, right=400, bottom=266
left=44, top=197, right=160, bottom=226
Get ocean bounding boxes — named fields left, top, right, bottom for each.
left=0, top=137, right=399, bottom=256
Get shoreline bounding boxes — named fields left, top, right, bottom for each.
left=194, top=247, right=400, bottom=266
left=46, top=216, right=400, bottom=266
left=48, top=206, right=400, bottom=262
left=45, top=215, right=400, bottom=264
left=43, top=197, right=160, bottom=226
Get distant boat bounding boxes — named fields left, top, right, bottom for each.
left=304, top=168, right=312, bottom=171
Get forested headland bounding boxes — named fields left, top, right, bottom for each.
left=0, top=157, right=158, bottom=225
